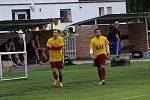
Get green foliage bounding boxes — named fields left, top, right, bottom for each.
left=127, top=0, right=150, bottom=13
left=0, top=62, right=150, bottom=100
left=111, top=55, right=130, bottom=67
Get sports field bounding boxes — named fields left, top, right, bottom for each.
left=0, top=61, right=150, bottom=100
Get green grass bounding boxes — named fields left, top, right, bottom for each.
left=2, top=71, right=25, bottom=79
left=0, top=61, right=150, bottom=100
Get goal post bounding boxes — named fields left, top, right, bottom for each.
left=0, top=31, right=28, bottom=81
left=0, top=52, right=28, bottom=81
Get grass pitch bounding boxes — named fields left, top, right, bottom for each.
left=0, top=61, right=150, bottom=100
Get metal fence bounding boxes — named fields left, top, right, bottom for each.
left=62, top=35, right=77, bottom=59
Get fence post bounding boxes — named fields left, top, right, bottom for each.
left=0, top=55, right=3, bottom=80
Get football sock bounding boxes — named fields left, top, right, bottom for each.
left=59, top=75, right=63, bottom=82
left=98, top=68, right=106, bottom=81
left=98, top=70, right=102, bottom=81
left=101, top=68, right=106, bottom=80
left=53, top=72, right=58, bottom=80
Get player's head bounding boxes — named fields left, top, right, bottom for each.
left=53, top=29, right=59, bottom=38
left=94, top=29, right=101, bottom=37
left=114, top=21, right=119, bottom=27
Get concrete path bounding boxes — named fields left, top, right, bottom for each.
left=4, top=58, right=150, bottom=72
left=73, top=59, right=150, bottom=64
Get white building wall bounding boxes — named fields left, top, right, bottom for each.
left=0, top=5, right=30, bottom=20
left=0, top=0, right=78, bottom=3
left=0, top=1, right=126, bottom=29
left=109, top=2, right=126, bottom=14
left=33, top=0, right=79, bottom=3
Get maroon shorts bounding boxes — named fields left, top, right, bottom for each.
left=94, top=54, right=107, bottom=67
left=50, top=61, right=63, bottom=69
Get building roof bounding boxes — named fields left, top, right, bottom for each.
left=70, top=14, right=149, bottom=26
left=0, top=18, right=56, bottom=31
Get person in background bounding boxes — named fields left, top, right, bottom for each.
left=13, top=37, right=24, bottom=64
left=0, top=38, right=23, bottom=66
left=107, top=25, right=114, bottom=54
left=62, top=27, right=74, bottom=55
left=27, top=34, right=48, bottom=64
left=108, top=21, right=121, bottom=55
left=46, top=18, right=59, bottom=31
left=63, top=27, right=73, bottom=40
left=89, top=29, right=110, bottom=85
left=46, top=29, right=64, bottom=87
left=52, top=18, right=59, bottom=30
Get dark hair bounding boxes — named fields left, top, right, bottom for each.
left=7, top=38, right=13, bottom=42
left=94, top=29, right=100, bottom=33
left=33, top=34, right=39, bottom=38
left=13, top=37, right=20, bottom=42
left=68, top=27, right=73, bottom=32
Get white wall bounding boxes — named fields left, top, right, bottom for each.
left=109, top=2, right=126, bottom=14
left=78, top=2, right=126, bottom=19
left=33, top=0, right=79, bottom=3
left=0, top=1, right=126, bottom=29
left=0, top=0, right=30, bottom=4
left=0, top=5, right=31, bottom=20
left=0, top=0, right=78, bottom=4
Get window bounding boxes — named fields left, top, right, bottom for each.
left=60, top=9, right=72, bottom=23
left=99, top=7, right=104, bottom=16
left=15, top=12, right=27, bottom=20
left=107, top=7, right=112, bottom=14
left=12, top=9, right=30, bottom=20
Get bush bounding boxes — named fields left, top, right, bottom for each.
left=111, top=55, right=130, bottom=67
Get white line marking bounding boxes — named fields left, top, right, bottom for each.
left=118, top=93, right=150, bottom=100
left=77, top=88, right=150, bottom=100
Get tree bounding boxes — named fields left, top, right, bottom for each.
left=126, top=0, right=150, bottom=13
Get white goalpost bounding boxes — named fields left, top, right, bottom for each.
left=0, top=31, right=28, bottom=81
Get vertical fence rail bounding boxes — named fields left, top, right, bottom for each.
left=63, top=35, right=76, bottom=59
left=0, top=55, right=2, bottom=80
